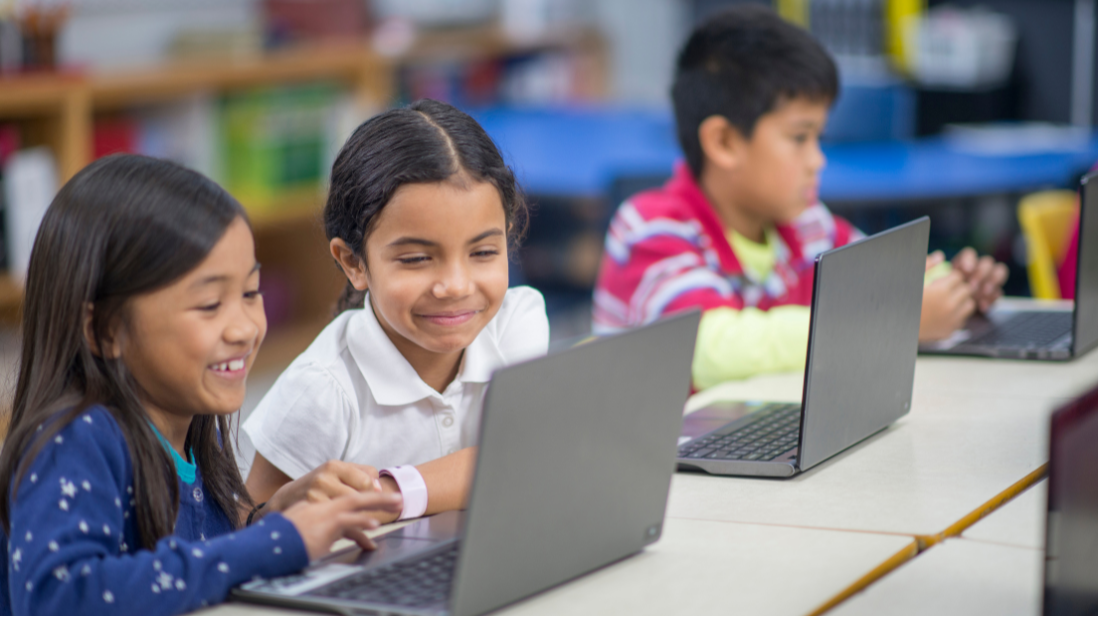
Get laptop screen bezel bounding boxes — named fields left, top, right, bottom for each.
left=795, top=217, right=928, bottom=472
left=1072, top=172, right=1098, bottom=356
left=1044, top=379, right=1098, bottom=614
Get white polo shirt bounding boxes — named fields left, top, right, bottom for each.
left=242, top=286, right=549, bottom=479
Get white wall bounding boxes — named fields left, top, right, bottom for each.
left=45, top=0, right=259, bottom=71
left=34, top=0, right=689, bottom=101
left=594, top=0, right=690, bottom=106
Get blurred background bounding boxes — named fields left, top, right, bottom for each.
left=1, top=0, right=1096, bottom=431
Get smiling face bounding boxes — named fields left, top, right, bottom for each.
left=117, top=216, right=266, bottom=421
left=363, top=178, right=509, bottom=375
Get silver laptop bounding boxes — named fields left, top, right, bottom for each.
left=920, top=172, right=1098, bottom=361
left=1044, top=378, right=1098, bottom=615
left=677, top=217, right=928, bottom=478
left=232, top=310, right=700, bottom=615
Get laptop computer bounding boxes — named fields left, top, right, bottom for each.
left=677, top=217, right=929, bottom=478
left=232, top=310, right=700, bottom=615
left=1043, top=379, right=1098, bottom=615
left=920, top=172, right=1098, bottom=361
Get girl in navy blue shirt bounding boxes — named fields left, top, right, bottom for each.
left=0, top=154, right=401, bottom=614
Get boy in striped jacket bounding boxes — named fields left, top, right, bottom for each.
left=593, top=5, right=1008, bottom=389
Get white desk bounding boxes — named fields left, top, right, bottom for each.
left=828, top=473, right=1049, bottom=615
left=963, top=479, right=1047, bottom=550
left=673, top=387, right=1056, bottom=537
left=200, top=520, right=915, bottom=617
left=500, top=518, right=914, bottom=616
left=914, top=300, right=1098, bottom=402
left=829, top=538, right=1043, bottom=616
left=207, top=301, right=1090, bottom=615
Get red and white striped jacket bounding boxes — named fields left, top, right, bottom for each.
left=593, top=163, right=863, bottom=334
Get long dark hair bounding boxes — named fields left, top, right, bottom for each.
left=325, top=98, right=529, bottom=313
left=0, top=154, right=254, bottom=549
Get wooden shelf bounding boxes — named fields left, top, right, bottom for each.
left=404, top=24, right=605, bottom=63
left=90, top=42, right=390, bottom=111
left=241, top=190, right=326, bottom=233
left=0, top=73, right=84, bottom=116
left=0, top=273, right=22, bottom=311
left=253, top=317, right=329, bottom=374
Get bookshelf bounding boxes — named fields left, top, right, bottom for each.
left=0, top=25, right=610, bottom=369
left=0, top=42, right=391, bottom=369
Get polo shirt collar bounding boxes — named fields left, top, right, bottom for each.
left=345, top=294, right=507, bottom=406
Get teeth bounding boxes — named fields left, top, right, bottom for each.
left=210, top=359, right=246, bottom=372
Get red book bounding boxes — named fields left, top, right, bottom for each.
left=93, top=116, right=138, bottom=159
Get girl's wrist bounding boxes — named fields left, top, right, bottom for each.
left=379, top=465, right=427, bottom=520
left=246, top=501, right=269, bottom=525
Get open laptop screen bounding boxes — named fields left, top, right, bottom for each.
left=1044, top=380, right=1098, bottom=615
left=1074, top=173, right=1098, bottom=356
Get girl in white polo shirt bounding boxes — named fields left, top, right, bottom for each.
left=242, top=99, right=549, bottom=523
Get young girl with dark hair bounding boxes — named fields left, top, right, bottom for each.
left=0, top=154, right=401, bottom=614
left=243, top=99, right=549, bottom=523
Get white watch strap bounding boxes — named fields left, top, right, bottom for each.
left=380, top=465, right=428, bottom=520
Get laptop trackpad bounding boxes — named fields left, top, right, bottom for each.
left=680, top=401, right=759, bottom=443
left=325, top=510, right=464, bottom=569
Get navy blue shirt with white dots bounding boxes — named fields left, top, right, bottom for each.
left=0, top=406, right=309, bottom=615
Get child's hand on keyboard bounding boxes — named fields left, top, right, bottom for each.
left=920, top=269, right=976, bottom=342
left=952, top=247, right=1009, bottom=313
left=283, top=491, right=403, bottom=560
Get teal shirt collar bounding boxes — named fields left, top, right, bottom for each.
left=148, top=423, right=196, bottom=485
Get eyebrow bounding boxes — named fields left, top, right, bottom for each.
left=190, top=262, right=262, bottom=288
left=386, top=228, right=504, bottom=249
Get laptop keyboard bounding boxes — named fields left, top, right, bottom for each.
left=678, top=403, right=801, bottom=462
left=967, top=312, right=1072, bottom=348
left=309, top=544, right=458, bottom=608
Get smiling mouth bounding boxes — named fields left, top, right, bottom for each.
left=416, top=310, right=480, bottom=327
left=209, top=357, right=247, bottom=375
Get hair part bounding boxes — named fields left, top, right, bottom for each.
left=0, top=154, right=255, bottom=549
left=324, top=99, right=528, bottom=314
left=672, top=4, right=839, bottom=177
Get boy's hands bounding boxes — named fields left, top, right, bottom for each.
left=266, top=460, right=382, bottom=513
left=282, top=491, right=403, bottom=560
left=952, top=247, right=1009, bottom=313
left=920, top=264, right=976, bottom=342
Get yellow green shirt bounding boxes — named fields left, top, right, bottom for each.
left=693, top=228, right=949, bottom=390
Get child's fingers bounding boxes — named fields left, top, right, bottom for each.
left=949, top=279, right=974, bottom=306
left=331, top=490, right=404, bottom=515
left=331, top=462, right=382, bottom=493
left=958, top=295, right=976, bottom=320
left=952, top=247, right=977, bottom=274
left=938, top=270, right=967, bottom=293
left=925, top=251, right=945, bottom=271
left=341, top=527, right=378, bottom=552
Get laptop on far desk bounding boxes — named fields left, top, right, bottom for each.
left=677, top=217, right=929, bottom=478
left=232, top=310, right=700, bottom=615
left=920, top=171, right=1098, bottom=361
left=1043, top=379, right=1098, bottom=615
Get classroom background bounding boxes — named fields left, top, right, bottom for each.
left=0, top=0, right=1094, bottom=444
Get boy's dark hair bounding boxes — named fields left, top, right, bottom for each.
left=325, top=98, right=528, bottom=314
left=672, top=4, right=839, bottom=177
left=0, top=154, right=254, bottom=550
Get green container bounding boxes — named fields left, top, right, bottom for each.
left=220, top=83, right=337, bottom=212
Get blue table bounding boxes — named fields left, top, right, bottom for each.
left=471, top=107, right=1098, bottom=203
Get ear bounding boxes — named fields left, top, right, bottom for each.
left=697, top=115, right=747, bottom=173
left=330, top=238, right=369, bottom=292
left=82, top=303, right=122, bottom=359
